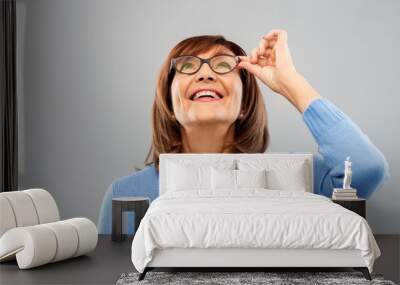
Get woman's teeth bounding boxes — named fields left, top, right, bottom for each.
left=191, top=90, right=223, bottom=101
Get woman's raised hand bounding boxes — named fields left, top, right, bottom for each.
left=237, top=29, right=321, bottom=113
left=237, top=29, right=298, bottom=97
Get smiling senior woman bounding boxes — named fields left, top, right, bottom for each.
left=97, top=30, right=390, bottom=235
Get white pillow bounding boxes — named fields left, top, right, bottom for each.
left=211, top=168, right=268, bottom=190
left=265, top=163, right=307, bottom=191
left=236, top=169, right=268, bottom=188
left=267, top=167, right=307, bottom=192
left=238, top=159, right=309, bottom=192
left=166, top=159, right=237, bottom=192
left=167, top=162, right=212, bottom=191
left=211, top=168, right=236, bottom=190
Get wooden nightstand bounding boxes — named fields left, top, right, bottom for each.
left=331, top=198, right=366, bottom=218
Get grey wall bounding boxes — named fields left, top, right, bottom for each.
left=16, top=0, right=399, bottom=233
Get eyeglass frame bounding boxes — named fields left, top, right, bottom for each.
left=169, top=54, right=241, bottom=75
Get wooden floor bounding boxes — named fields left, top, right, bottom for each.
left=0, top=234, right=398, bottom=284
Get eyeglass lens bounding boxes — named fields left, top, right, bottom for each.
left=174, top=55, right=237, bottom=74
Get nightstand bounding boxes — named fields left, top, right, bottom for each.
left=331, top=198, right=366, bottom=218
left=112, top=197, right=150, bottom=242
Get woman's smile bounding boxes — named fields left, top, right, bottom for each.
left=190, top=91, right=225, bottom=102
left=185, top=86, right=228, bottom=104
left=191, top=96, right=223, bottom=102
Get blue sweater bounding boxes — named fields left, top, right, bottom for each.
left=97, top=98, right=390, bottom=234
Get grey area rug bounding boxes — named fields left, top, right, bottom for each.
left=116, top=271, right=396, bottom=285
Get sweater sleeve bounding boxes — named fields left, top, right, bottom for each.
left=302, top=97, right=390, bottom=199
left=97, top=184, right=113, bottom=234
left=96, top=182, right=136, bottom=235
left=96, top=165, right=159, bottom=235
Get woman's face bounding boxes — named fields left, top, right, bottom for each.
left=170, top=46, right=243, bottom=128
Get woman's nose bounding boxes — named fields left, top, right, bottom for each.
left=194, top=64, right=216, bottom=82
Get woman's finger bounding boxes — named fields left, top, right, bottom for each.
left=269, top=39, right=277, bottom=49
left=258, top=42, right=264, bottom=56
left=262, top=29, right=285, bottom=42
left=275, top=30, right=288, bottom=48
left=264, top=30, right=284, bottom=53
left=274, top=30, right=291, bottom=66
left=265, top=49, right=273, bottom=58
left=237, top=58, right=262, bottom=77
left=268, top=54, right=275, bottom=66
left=237, top=48, right=272, bottom=65
left=258, top=38, right=268, bottom=56
left=264, top=36, right=277, bottom=49
left=265, top=39, right=273, bottom=49
left=237, top=55, right=250, bottom=62
left=236, top=55, right=250, bottom=69
left=251, top=47, right=259, bottom=63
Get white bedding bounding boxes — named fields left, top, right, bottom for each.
left=131, top=189, right=380, bottom=273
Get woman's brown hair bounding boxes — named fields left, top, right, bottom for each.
left=144, top=35, right=269, bottom=171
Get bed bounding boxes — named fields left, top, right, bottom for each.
left=131, top=153, right=380, bottom=281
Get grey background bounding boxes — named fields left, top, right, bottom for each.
left=15, top=0, right=399, bottom=233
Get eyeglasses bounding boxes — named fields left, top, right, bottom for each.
left=170, top=54, right=240, bottom=75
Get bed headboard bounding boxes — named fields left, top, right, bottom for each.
left=159, top=152, right=314, bottom=195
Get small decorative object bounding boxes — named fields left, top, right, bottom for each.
left=343, top=156, right=352, bottom=189
left=332, top=156, right=358, bottom=200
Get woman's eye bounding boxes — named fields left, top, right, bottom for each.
left=182, top=63, right=193, bottom=70
left=218, top=62, right=230, bottom=68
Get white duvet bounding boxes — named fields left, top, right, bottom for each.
left=131, top=189, right=380, bottom=273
